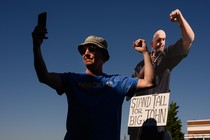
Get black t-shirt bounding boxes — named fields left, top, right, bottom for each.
left=132, top=39, right=189, bottom=95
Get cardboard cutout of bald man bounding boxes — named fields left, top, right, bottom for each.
left=128, top=9, right=195, bottom=140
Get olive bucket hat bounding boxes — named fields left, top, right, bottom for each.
left=78, top=35, right=110, bottom=61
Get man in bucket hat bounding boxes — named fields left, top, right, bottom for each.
left=32, top=25, right=154, bottom=140
left=78, top=35, right=110, bottom=62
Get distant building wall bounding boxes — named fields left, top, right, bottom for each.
left=184, top=119, right=210, bottom=140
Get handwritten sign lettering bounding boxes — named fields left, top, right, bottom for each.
left=128, top=92, right=170, bottom=127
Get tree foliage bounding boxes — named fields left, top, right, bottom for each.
left=166, top=101, right=184, bottom=140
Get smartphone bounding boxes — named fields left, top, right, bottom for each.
left=37, top=12, right=48, bottom=39
left=38, top=12, right=47, bottom=27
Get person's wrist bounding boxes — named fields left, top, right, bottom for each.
left=142, top=51, right=149, bottom=55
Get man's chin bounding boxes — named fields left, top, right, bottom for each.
left=84, top=61, right=94, bottom=66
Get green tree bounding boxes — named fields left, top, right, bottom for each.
left=166, top=101, right=184, bottom=140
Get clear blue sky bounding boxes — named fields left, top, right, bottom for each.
left=0, top=0, right=209, bottom=140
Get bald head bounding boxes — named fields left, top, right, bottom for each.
left=151, top=30, right=166, bottom=52
left=152, top=30, right=166, bottom=42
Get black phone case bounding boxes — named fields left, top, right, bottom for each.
left=38, top=12, right=47, bottom=27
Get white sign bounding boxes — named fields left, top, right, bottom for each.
left=128, top=92, right=170, bottom=127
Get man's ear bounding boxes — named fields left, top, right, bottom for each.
left=102, top=54, right=106, bottom=62
left=100, top=50, right=107, bottom=62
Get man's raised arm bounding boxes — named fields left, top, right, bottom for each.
left=170, top=9, right=195, bottom=49
left=133, top=39, right=154, bottom=89
left=32, top=26, right=63, bottom=92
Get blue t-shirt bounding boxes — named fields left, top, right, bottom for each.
left=59, top=72, right=138, bottom=140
